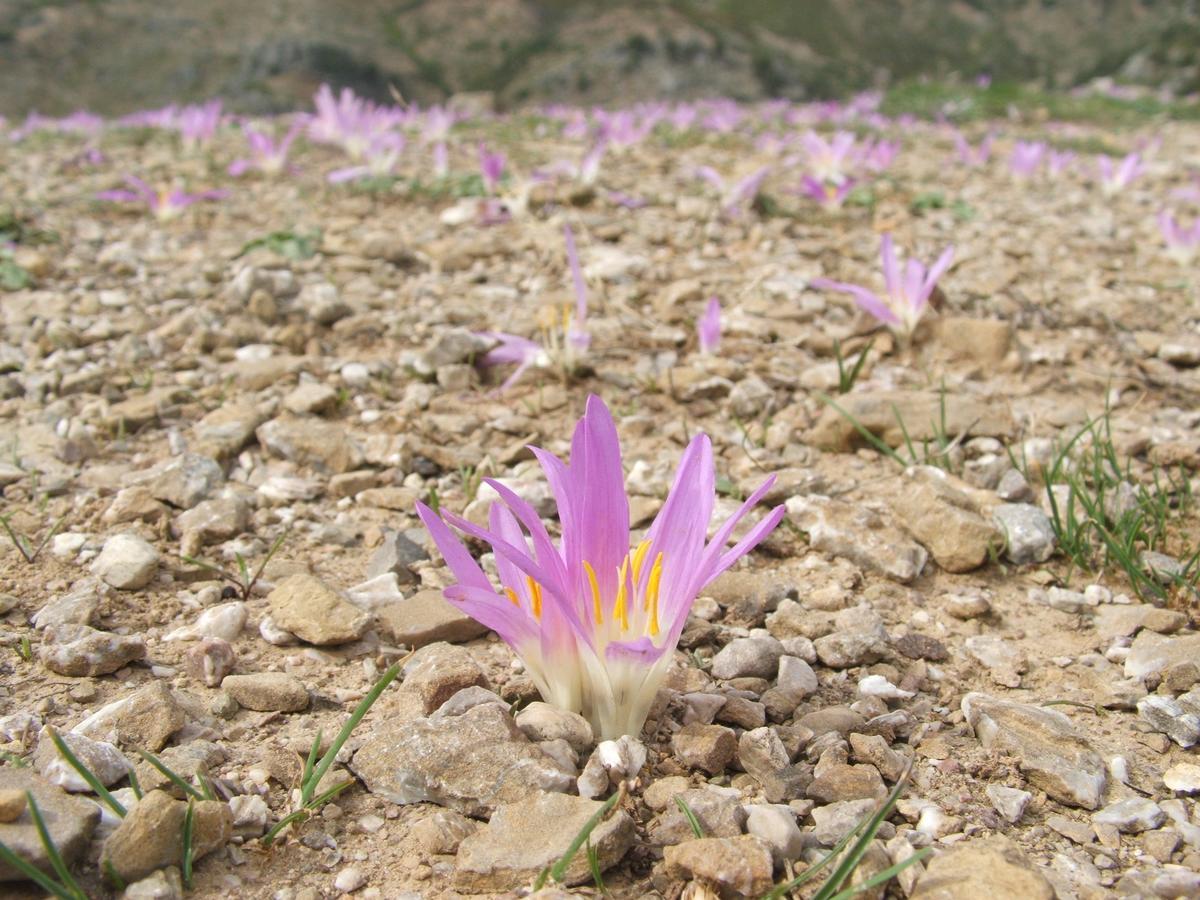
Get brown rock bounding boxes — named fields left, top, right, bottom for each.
left=911, top=835, right=1054, bottom=899
left=102, top=790, right=231, bottom=883
left=221, top=673, right=309, bottom=712
left=672, top=723, right=738, bottom=775
left=808, top=391, right=1014, bottom=452
left=663, top=835, right=774, bottom=898
left=266, top=574, right=370, bottom=646
left=374, top=589, right=490, bottom=648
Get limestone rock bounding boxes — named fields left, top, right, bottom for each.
left=807, top=391, right=1014, bottom=452
left=399, top=642, right=490, bottom=714
left=663, top=835, right=774, bottom=898
left=267, top=574, right=370, bottom=645
left=40, top=624, right=147, bottom=676
left=374, top=589, right=489, bottom=648
left=92, top=532, right=160, bottom=590
left=72, top=681, right=185, bottom=751
left=911, top=836, right=1054, bottom=899
left=0, top=769, right=101, bottom=882
left=221, top=673, right=309, bottom=712
left=102, top=790, right=231, bottom=883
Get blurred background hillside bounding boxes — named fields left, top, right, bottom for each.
left=2, top=0, right=1199, bottom=116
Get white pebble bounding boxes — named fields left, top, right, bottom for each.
left=334, top=866, right=367, bottom=893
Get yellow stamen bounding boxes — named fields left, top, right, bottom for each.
left=526, top=575, right=543, bottom=620
left=613, top=558, right=629, bottom=631
left=504, top=587, right=520, bottom=607
left=631, top=539, right=652, bottom=596
left=562, top=304, right=572, bottom=335
left=646, top=553, right=664, bottom=636
left=583, top=560, right=602, bottom=625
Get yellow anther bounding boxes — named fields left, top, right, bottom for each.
left=562, top=304, right=572, bottom=335
left=631, top=540, right=652, bottom=593
left=583, top=560, right=602, bottom=625
left=613, top=559, right=629, bottom=631
left=646, top=553, right=664, bottom=636
left=526, top=575, right=543, bottom=620
left=504, top=587, right=520, bottom=607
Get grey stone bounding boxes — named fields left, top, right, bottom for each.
left=811, top=799, right=876, bottom=845
left=911, top=835, right=1054, bottom=899
left=123, top=866, right=184, bottom=900
left=400, top=642, right=490, bottom=714
left=0, top=769, right=101, bottom=882
left=1137, top=695, right=1200, bottom=747
left=454, top=792, right=635, bottom=891
left=985, top=784, right=1032, bottom=824
left=72, top=681, right=185, bottom=751
left=745, top=804, right=804, bottom=864
left=1125, top=630, right=1200, bottom=681
left=962, top=692, right=1107, bottom=809
left=815, top=627, right=889, bottom=669
left=1092, top=797, right=1165, bottom=833
left=366, top=531, right=429, bottom=583
left=34, top=726, right=130, bottom=791
left=710, top=635, right=784, bottom=680
left=787, top=496, right=927, bottom=583
left=40, top=624, right=146, bottom=676
left=142, top=454, right=224, bottom=509
left=647, top=786, right=745, bottom=845
left=350, top=703, right=573, bottom=817
left=133, top=742, right=225, bottom=800
left=738, top=726, right=790, bottom=780
left=991, top=503, right=1056, bottom=564
left=91, top=533, right=160, bottom=590
left=576, top=736, right=646, bottom=800
left=516, top=703, right=593, bottom=754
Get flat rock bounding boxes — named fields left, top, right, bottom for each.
left=140, top=453, right=224, bottom=509
left=890, top=475, right=1000, bottom=573
left=267, top=574, right=370, bottom=645
left=1125, top=630, right=1200, bottom=681
left=399, top=642, right=490, bottom=714
left=40, top=624, right=147, bottom=676
left=35, top=727, right=130, bottom=791
left=1092, top=797, right=1165, bottom=833
left=672, top=722, right=737, bottom=774
left=710, top=636, right=784, bottom=680
left=91, top=532, right=160, bottom=590
left=221, top=673, right=309, bottom=712
left=0, top=769, right=101, bottom=882
left=350, top=703, right=573, bottom=817
left=374, top=589, right=489, bottom=648
left=911, top=835, right=1054, bottom=899
left=787, top=496, right=927, bottom=583
left=516, top=703, right=593, bottom=754
left=256, top=415, right=364, bottom=474
left=102, top=790, right=231, bottom=883
left=962, top=692, right=1107, bottom=809
left=454, top=791, right=635, bottom=891
left=807, top=391, right=1014, bottom=452
left=663, top=835, right=774, bottom=898
left=72, top=681, right=185, bottom=751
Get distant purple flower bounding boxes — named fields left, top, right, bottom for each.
left=697, top=297, right=721, bottom=355
left=810, top=233, right=954, bottom=337
left=327, top=133, right=405, bottom=183
left=797, top=175, right=855, bottom=210
left=1009, top=141, right=1046, bottom=177
left=1159, top=211, right=1200, bottom=264
left=861, top=139, right=899, bottom=173
left=228, top=121, right=303, bottom=177
left=477, top=331, right=549, bottom=392
left=97, top=175, right=228, bottom=221
left=607, top=191, right=647, bottom=210
left=953, top=131, right=992, bottom=167
left=563, top=224, right=590, bottom=354
left=432, top=141, right=450, bottom=178
left=176, top=100, right=223, bottom=149
left=1046, top=150, right=1075, bottom=176
left=308, top=84, right=404, bottom=160
left=693, top=165, right=770, bottom=218
left=1096, top=152, right=1143, bottom=194
left=479, top=143, right=506, bottom=195
left=800, top=130, right=858, bottom=184
left=1171, top=178, right=1200, bottom=204
left=976, top=74, right=993, bottom=89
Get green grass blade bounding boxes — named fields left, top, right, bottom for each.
left=46, top=726, right=126, bottom=817
left=138, top=750, right=206, bottom=801
left=587, top=838, right=606, bottom=892
left=0, top=835, right=75, bottom=899
left=548, top=790, right=622, bottom=884
left=823, top=848, right=931, bottom=900
left=302, top=662, right=400, bottom=807
left=26, top=792, right=86, bottom=900
left=127, top=765, right=143, bottom=800
left=674, top=796, right=704, bottom=838
left=182, top=798, right=195, bottom=889
left=301, top=729, right=322, bottom=788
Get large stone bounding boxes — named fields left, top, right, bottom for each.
left=516, top=703, right=593, bottom=754
left=221, top=673, right=309, bottom=712
left=911, top=836, right=1054, bottom=899
left=72, top=681, right=186, bottom=751
left=91, top=532, right=160, bottom=590
left=807, top=391, right=1014, bottom=452
left=672, top=723, right=737, bottom=774
left=256, top=416, right=364, bottom=474
left=141, top=453, right=224, bottom=509
left=191, top=401, right=269, bottom=462
left=454, top=792, right=635, bottom=891
left=962, top=692, right=1107, bottom=809
left=890, top=474, right=1001, bottom=573
left=710, top=636, right=784, bottom=680
left=991, top=504, right=1056, bottom=565
left=102, top=790, right=231, bottom=883
left=1125, top=630, right=1200, bottom=681
left=266, top=574, right=370, bottom=645
left=787, top=496, right=927, bottom=583
left=399, top=642, right=490, bottom=714
left=35, top=727, right=130, bottom=791
left=663, top=835, right=774, bottom=898
left=40, top=624, right=147, bottom=676
left=0, top=769, right=101, bottom=882
left=350, top=703, right=573, bottom=817
left=374, top=589, right=489, bottom=648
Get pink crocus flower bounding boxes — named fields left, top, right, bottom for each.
left=692, top=165, right=771, bottom=218
left=797, top=175, right=855, bottom=210
left=1046, top=150, right=1076, bottom=176
left=953, top=131, right=992, bottom=167
left=477, top=332, right=549, bottom=393
left=416, top=394, right=784, bottom=738
left=860, top=139, right=899, bottom=173
left=810, top=233, right=955, bottom=337
left=97, top=175, right=228, bottom=221
left=562, top=224, right=591, bottom=354
left=479, top=143, right=506, bottom=195
left=1096, top=152, right=1143, bottom=194
left=1159, top=211, right=1200, bottom=264
left=1009, top=141, right=1046, bottom=177
left=327, top=133, right=405, bottom=183
left=176, top=100, right=223, bottom=150
left=697, top=296, right=721, bottom=354
left=228, top=121, right=303, bottom=176
left=799, top=130, right=859, bottom=185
